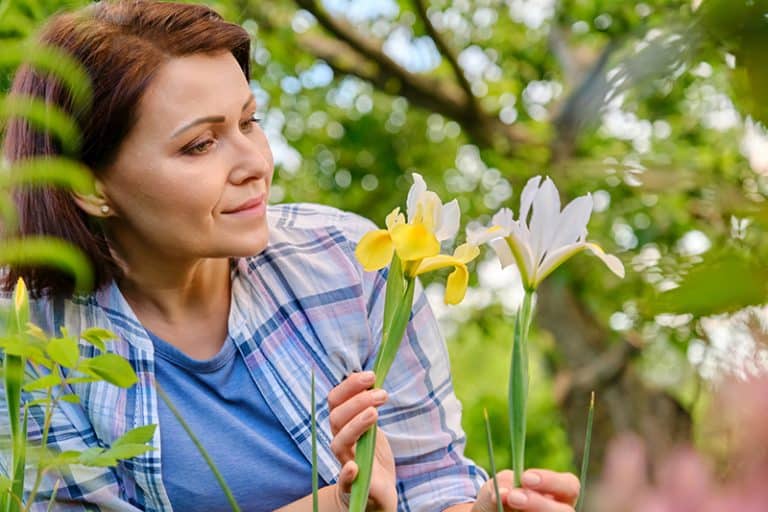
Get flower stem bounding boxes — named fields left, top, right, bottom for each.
left=155, top=383, right=241, bottom=512
left=509, top=289, right=535, bottom=489
left=576, top=392, right=595, bottom=512
left=349, top=274, right=416, bottom=512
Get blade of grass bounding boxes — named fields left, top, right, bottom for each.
left=45, top=479, right=61, bottom=512
left=155, top=383, right=241, bottom=512
left=483, top=409, right=503, bottom=512
left=576, top=391, right=595, bottom=512
left=311, top=370, right=318, bottom=512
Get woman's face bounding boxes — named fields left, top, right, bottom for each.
left=99, top=51, right=273, bottom=263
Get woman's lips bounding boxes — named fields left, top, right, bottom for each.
left=223, top=194, right=266, bottom=215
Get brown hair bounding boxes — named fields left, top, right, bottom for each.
left=2, top=0, right=251, bottom=297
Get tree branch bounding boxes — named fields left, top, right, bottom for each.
left=285, top=0, right=534, bottom=150
left=411, top=0, right=476, bottom=113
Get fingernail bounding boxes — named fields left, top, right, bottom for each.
left=507, top=490, right=528, bottom=507
left=371, top=389, right=387, bottom=403
left=522, top=471, right=541, bottom=486
left=359, top=371, right=375, bottom=383
left=363, top=407, right=376, bottom=421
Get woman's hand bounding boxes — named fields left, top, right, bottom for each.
left=471, top=469, right=580, bottom=512
left=328, top=371, right=397, bottom=512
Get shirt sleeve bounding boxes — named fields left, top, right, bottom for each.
left=337, top=210, right=488, bottom=512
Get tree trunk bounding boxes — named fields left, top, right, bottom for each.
left=536, top=279, right=691, bottom=479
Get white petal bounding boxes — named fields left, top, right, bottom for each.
left=435, top=199, right=460, bottom=241
left=406, top=173, right=427, bottom=222
left=534, top=242, right=586, bottom=287
left=492, top=208, right=515, bottom=231
left=528, top=177, right=561, bottom=263
left=586, top=243, right=625, bottom=278
left=519, top=175, right=542, bottom=223
left=490, top=237, right=516, bottom=268
left=466, top=225, right=505, bottom=245
left=547, top=194, right=593, bottom=255
left=506, top=230, right=535, bottom=287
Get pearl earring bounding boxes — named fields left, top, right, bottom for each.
left=100, top=204, right=110, bottom=214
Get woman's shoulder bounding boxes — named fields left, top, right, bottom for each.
left=266, top=202, right=378, bottom=245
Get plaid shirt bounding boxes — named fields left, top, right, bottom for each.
left=1, top=203, right=485, bottom=511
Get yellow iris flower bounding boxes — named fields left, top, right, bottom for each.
left=355, top=173, right=478, bottom=304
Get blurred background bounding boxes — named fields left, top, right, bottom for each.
left=2, top=0, right=767, bottom=502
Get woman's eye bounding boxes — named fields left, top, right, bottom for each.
left=241, top=114, right=262, bottom=131
left=185, top=139, right=215, bottom=155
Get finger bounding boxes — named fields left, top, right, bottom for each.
left=329, top=387, right=388, bottom=435
left=337, top=460, right=359, bottom=495
left=521, top=470, right=580, bottom=504
left=328, top=371, right=376, bottom=410
left=505, top=489, right=574, bottom=512
left=329, top=406, right=378, bottom=463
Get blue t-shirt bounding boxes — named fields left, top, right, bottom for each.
left=151, top=331, right=328, bottom=511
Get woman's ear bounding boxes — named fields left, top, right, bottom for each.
left=72, top=180, right=113, bottom=217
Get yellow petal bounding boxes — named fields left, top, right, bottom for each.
left=14, top=278, right=28, bottom=314
left=453, top=243, right=480, bottom=263
left=412, top=254, right=460, bottom=276
left=354, top=229, right=394, bottom=271
left=444, top=264, right=469, bottom=305
left=390, top=223, right=440, bottom=262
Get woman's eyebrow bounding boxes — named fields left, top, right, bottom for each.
left=171, top=94, right=256, bottom=139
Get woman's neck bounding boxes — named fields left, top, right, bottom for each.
left=115, top=254, right=233, bottom=359
left=117, top=256, right=231, bottom=323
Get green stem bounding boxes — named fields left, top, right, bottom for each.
left=4, top=353, right=24, bottom=512
left=483, top=409, right=503, bottom=512
left=23, top=386, right=53, bottom=512
left=349, top=275, right=416, bottom=512
left=576, top=392, right=595, bottom=512
left=311, top=371, right=318, bottom=512
left=155, top=383, right=241, bottom=512
left=509, top=289, right=535, bottom=489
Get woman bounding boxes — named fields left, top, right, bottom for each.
left=0, top=1, right=580, bottom=511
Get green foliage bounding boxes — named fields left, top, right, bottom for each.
left=0, top=281, right=152, bottom=511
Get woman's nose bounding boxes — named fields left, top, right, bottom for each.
left=228, top=131, right=273, bottom=184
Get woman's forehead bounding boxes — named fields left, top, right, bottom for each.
left=137, top=52, right=252, bottom=132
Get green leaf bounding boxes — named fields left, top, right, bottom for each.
left=58, top=393, right=80, bottom=404
left=80, top=353, right=137, bottom=388
left=0, top=474, right=11, bottom=493
left=80, top=327, right=117, bottom=352
left=112, top=424, right=156, bottom=448
left=102, top=443, right=154, bottom=461
left=77, top=447, right=116, bottom=467
left=372, top=275, right=416, bottom=388
left=2, top=158, right=95, bottom=195
left=0, top=95, right=81, bottom=154
left=509, top=290, right=535, bottom=489
left=65, top=376, right=100, bottom=385
left=0, top=42, right=92, bottom=113
left=652, top=251, right=768, bottom=316
left=22, top=373, right=61, bottom=392
left=46, top=337, right=80, bottom=369
left=0, top=237, right=92, bottom=293
left=46, top=451, right=81, bottom=468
